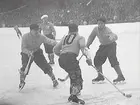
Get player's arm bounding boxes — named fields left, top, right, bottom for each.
left=79, top=37, right=90, bottom=58
left=50, top=23, right=56, bottom=38
left=86, top=28, right=97, bottom=48
left=79, top=37, right=92, bottom=66
left=42, top=35, right=57, bottom=46
left=53, top=38, right=63, bottom=56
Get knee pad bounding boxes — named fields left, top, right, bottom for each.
left=70, top=85, right=81, bottom=95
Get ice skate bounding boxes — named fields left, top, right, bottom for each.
left=19, top=81, right=25, bottom=91
left=113, top=75, right=125, bottom=85
left=19, top=70, right=26, bottom=91
left=53, top=79, right=58, bottom=88
left=92, top=75, right=105, bottom=84
left=68, top=95, right=85, bottom=105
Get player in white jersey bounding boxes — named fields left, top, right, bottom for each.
left=53, top=23, right=92, bottom=105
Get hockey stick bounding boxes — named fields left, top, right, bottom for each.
left=19, top=55, right=33, bottom=91
left=91, top=65, right=132, bottom=98
left=58, top=54, right=84, bottom=82
left=14, top=26, right=22, bottom=39
left=24, top=55, right=33, bottom=75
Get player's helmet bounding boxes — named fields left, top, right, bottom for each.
left=30, top=24, right=39, bottom=31
left=68, top=23, right=78, bottom=32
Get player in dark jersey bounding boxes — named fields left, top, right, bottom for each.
left=40, top=15, right=56, bottom=64
left=14, top=25, right=22, bottom=39
left=54, top=23, right=92, bottom=105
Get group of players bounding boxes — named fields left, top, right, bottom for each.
left=14, top=15, right=125, bottom=105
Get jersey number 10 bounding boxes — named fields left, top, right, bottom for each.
left=63, top=34, right=76, bottom=45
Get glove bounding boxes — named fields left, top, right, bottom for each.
left=107, top=33, right=116, bottom=41
left=28, top=51, right=34, bottom=58
left=86, top=58, right=92, bottom=66
left=108, top=35, right=115, bottom=40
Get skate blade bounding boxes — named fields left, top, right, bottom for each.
left=53, top=83, right=59, bottom=89
left=19, top=82, right=25, bottom=92
left=113, top=81, right=126, bottom=85
left=69, top=101, right=85, bottom=105
left=92, top=81, right=106, bottom=84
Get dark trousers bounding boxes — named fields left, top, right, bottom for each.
left=20, top=49, right=52, bottom=75
left=94, top=42, right=119, bottom=67
left=58, top=53, right=83, bottom=94
left=44, top=34, right=55, bottom=54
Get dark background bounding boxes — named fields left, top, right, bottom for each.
left=0, top=0, right=140, bottom=27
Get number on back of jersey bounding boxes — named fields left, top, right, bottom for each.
left=63, top=33, right=76, bottom=45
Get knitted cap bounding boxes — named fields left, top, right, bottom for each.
left=41, top=15, right=48, bottom=19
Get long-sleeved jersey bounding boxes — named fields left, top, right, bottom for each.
left=40, top=22, right=56, bottom=37
left=87, top=26, right=118, bottom=47
left=21, top=32, right=56, bottom=55
left=53, top=32, right=86, bottom=56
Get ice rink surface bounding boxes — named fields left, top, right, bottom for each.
left=0, top=22, right=140, bottom=105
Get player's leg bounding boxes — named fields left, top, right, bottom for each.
left=69, top=70, right=83, bottom=95
left=59, top=53, right=84, bottom=104
left=44, top=34, right=55, bottom=64
left=93, top=45, right=108, bottom=83
left=43, top=43, right=54, bottom=64
left=19, top=52, right=33, bottom=88
left=108, top=42, right=125, bottom=83
left=33, top=49, right=58, bottom=87
left=68, top=59, right=84, bottom=104
left=48, top=50, right=55, bottom=64
left=47, top=34, right=55, bottom=64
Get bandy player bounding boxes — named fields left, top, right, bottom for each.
left=54, top=23, right=92, bottom=105
left=40, top=15, right=56, bottom=64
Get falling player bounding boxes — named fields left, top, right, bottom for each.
left=53, top=23, right=92, bottom=105
left=40, top=15, right=56, bottom=64
left=19, top=24, right=58, bottom=90
left=14, top=25, right=22, bottom=39
left=86, top=16, right=125, bottom=84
